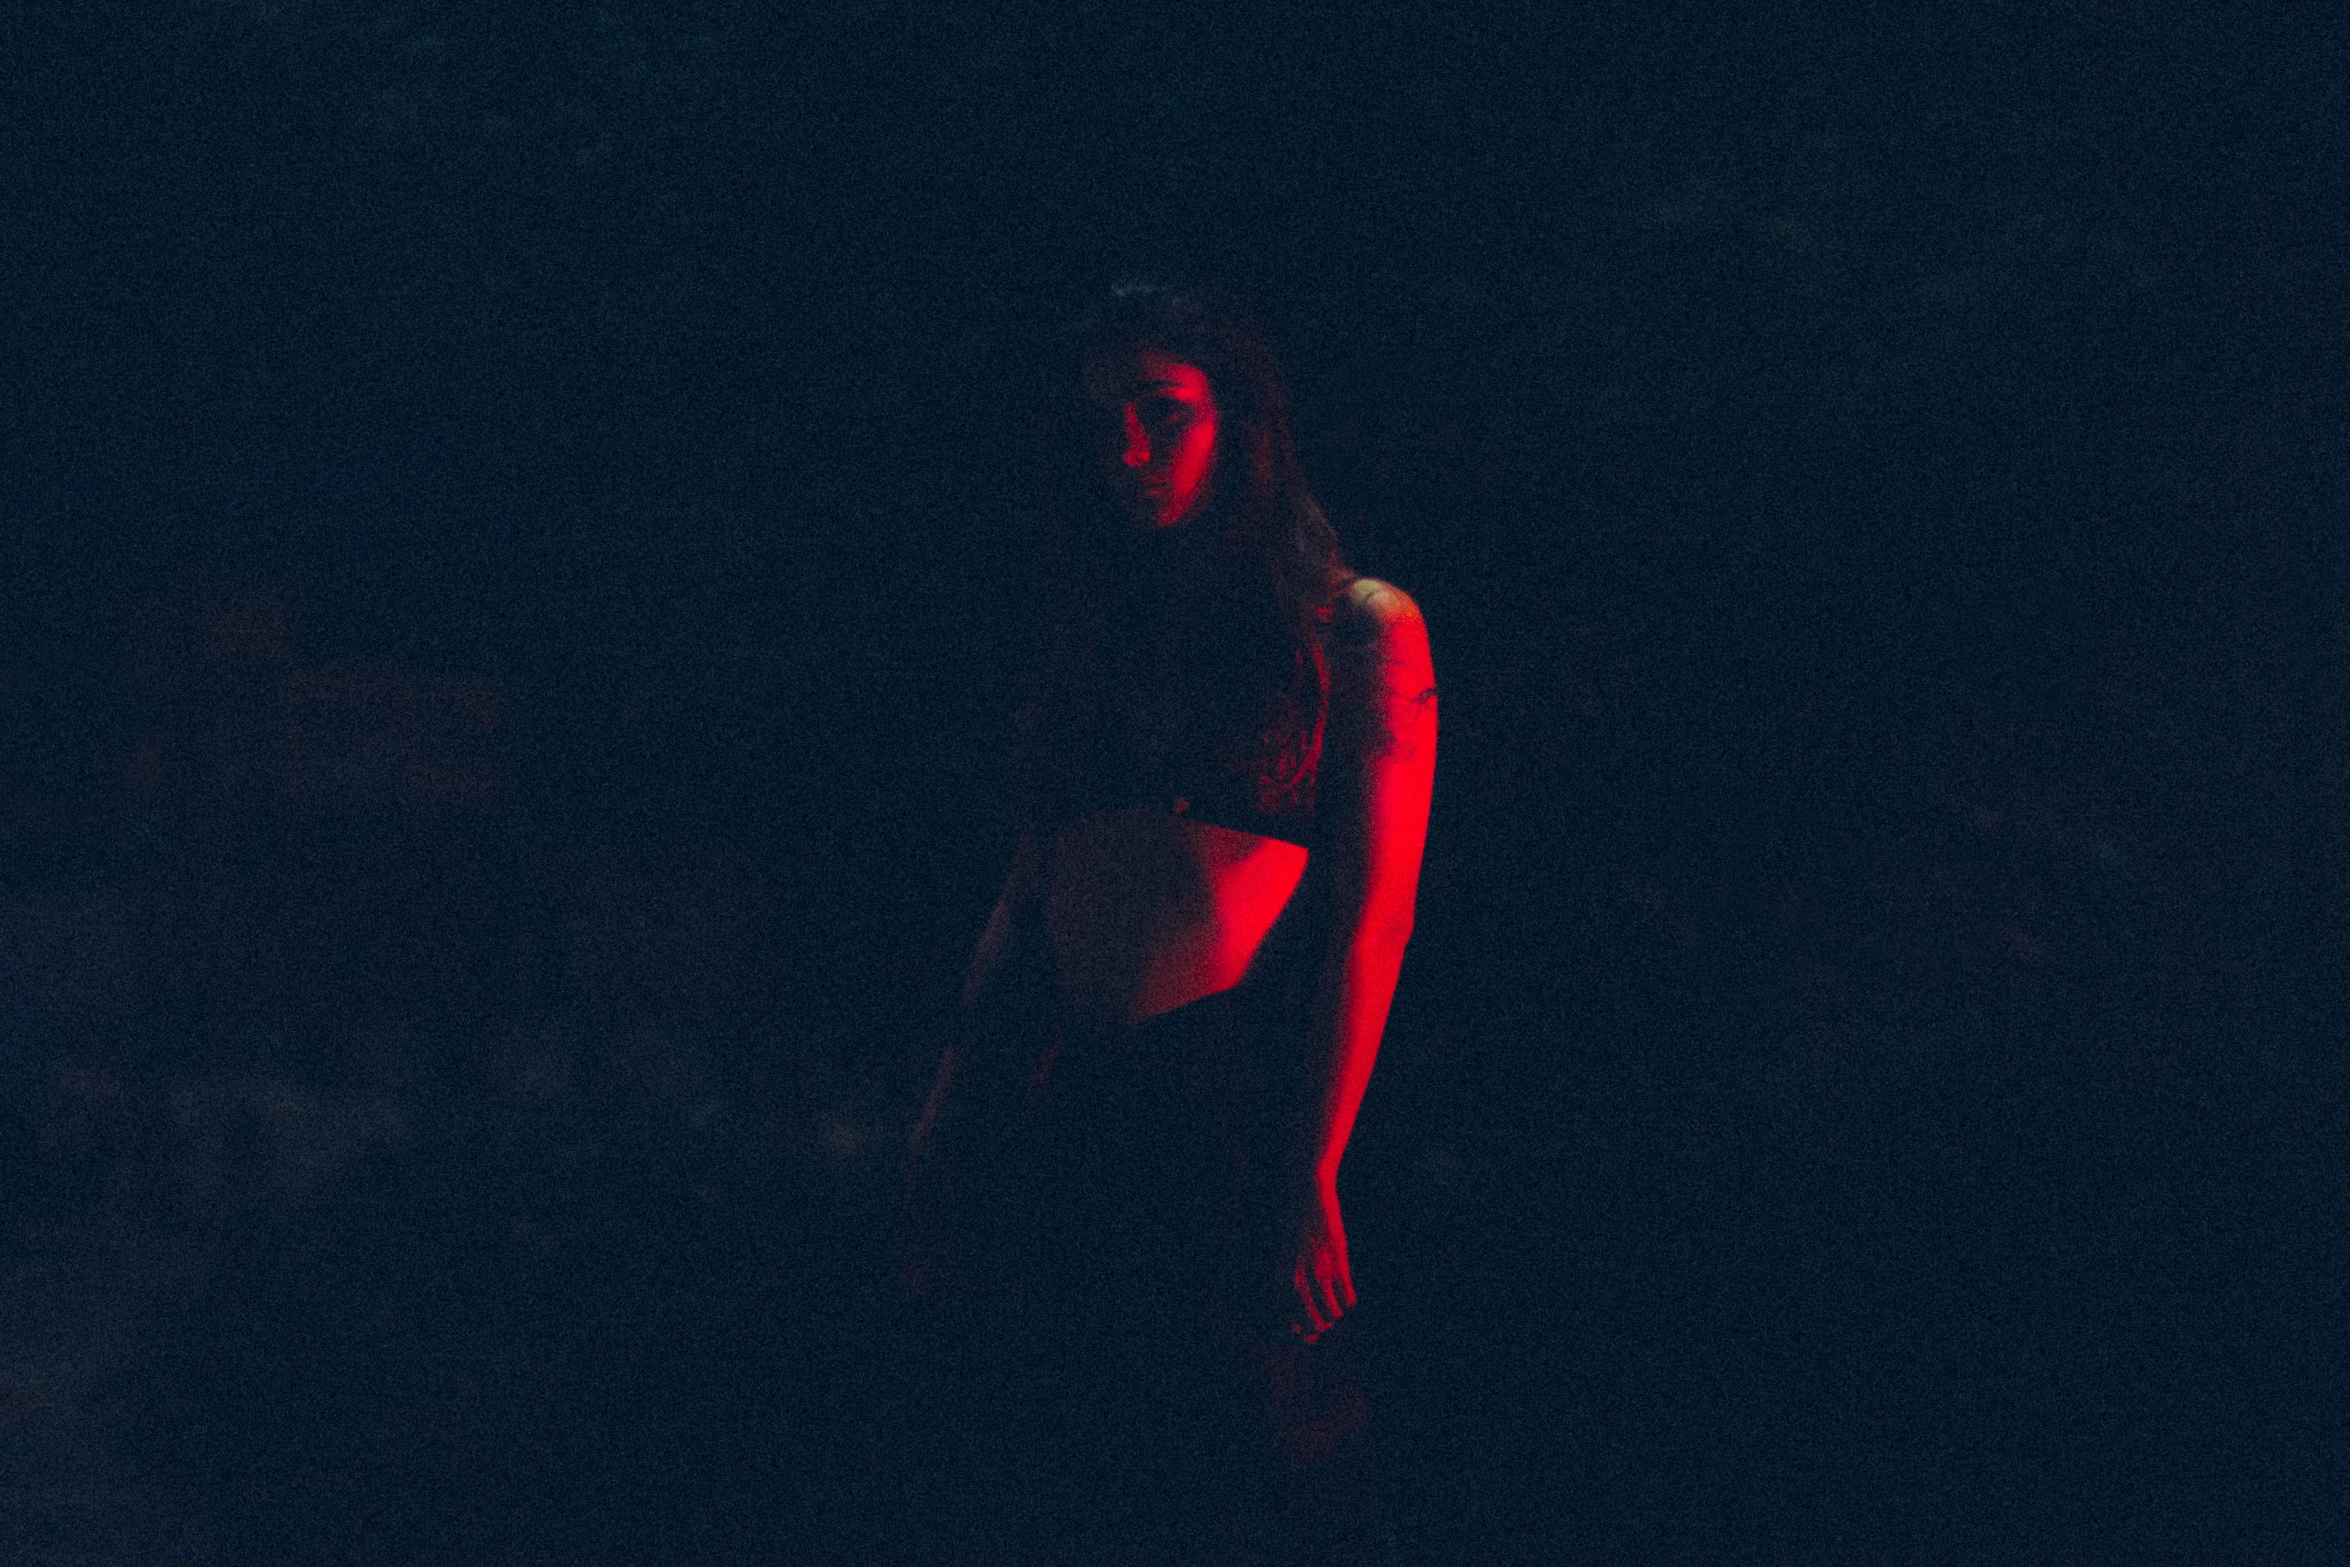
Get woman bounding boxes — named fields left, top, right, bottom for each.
left=903, top=282, right=1436, bottom=1562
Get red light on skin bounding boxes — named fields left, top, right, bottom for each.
left=1082, top=345, right=1220, bottom=530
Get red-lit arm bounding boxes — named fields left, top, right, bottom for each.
left=1281, top=582, right=1437, bottom=1339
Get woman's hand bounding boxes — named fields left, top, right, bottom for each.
left=1282, top=1176, right=1356, bottom=1342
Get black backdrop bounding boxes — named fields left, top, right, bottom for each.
left=4, top=5, right=2341, bottom=1563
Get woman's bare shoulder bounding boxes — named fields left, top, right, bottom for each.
left=1343, top=575, right=1421, bottom=621
left=1326, top=577, right=1437, bottom=764
left=1329, top=576, right=1436, bottom=714
left=1332, top=576, right=1429, bottom=651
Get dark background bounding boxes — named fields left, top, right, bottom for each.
left=3, top=4, right=2341, bottom=1563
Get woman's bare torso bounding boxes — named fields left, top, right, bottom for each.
left=1042, top=807, right=1309, bottom=1026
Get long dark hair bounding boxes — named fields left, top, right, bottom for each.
left=1018, top=281, right=1355, bottom=827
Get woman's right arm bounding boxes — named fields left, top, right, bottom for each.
left=961, top=830, right=1043, bottom=1011
left=910, top=832, right=1043, bottom=1179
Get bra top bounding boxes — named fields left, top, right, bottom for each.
left=1018, top=658, right=1324, bottom=854
left=1015, top=583, right=1381, bottom=857
left=1124, top=748, right=1319, bottom=852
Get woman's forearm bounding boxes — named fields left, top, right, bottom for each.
left=908, top=1039, right=961, bottom=1177
left=1290, top=913, right=1415, bottom=1189
left=961, top=833, right=1042, bottom=1010
left=961, top=898, right=1018, bottom=1011
left=921, top=836, right=1042, bottom=1182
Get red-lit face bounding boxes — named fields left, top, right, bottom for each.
left=1082, top=344, right=1220, bottom=530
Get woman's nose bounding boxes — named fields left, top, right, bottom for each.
left=1120, top=405, right=1151, bottom=468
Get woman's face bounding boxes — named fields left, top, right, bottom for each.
left=1081, top=343, right=1220, bottom=530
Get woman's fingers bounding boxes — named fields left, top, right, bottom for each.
left=1298, top=1271, right=1345, bottom=1337
left=1308, top=1256, right=1341, bottom=1324
left=1294, top=1267, right=1329, bottom=1336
